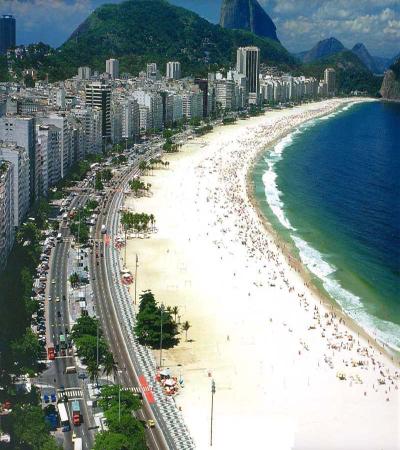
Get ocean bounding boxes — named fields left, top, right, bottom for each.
left=252, top=100, right=400, bottom=353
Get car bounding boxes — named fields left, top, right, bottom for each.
left=78, top=372, right=87, bottom=380
left=147, top=419, right=155, bottom=428
left=55, top=297, right=60, bottom=302
left=50, top=393, right=57, bottom=403
left=62, top=295, right=66, bottom=302
left=57, top=311, right=61, bottom=318
left=43, top=394, right=50, bottom=403
left=48, top=296, right=52, bottom=302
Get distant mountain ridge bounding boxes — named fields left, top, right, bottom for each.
left=352, top=43, right=378, bottom=74
left=297, top=37, right=397, bottom=74
left=220, top=0, right=279, bottom=42
left=301, top=37, right=345, bottom=64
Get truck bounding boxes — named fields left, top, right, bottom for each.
left=47, top=346, right=55, bottom=360
left=71, top=400, right=81, bottom=426
left=101, top=224, right=107, bottom=234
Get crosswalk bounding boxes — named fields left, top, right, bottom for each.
left=55, top=386, right=150, bottom=401
left=125, top=386, right=152, bottom=394
left=57, top=388, right=83, bottom=400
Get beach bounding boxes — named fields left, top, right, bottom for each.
left=123, top=99, right=400, bottom=450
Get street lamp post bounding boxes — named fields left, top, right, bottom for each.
left=134, top=254, right=138, bottom=305
left=159, top=303, right=164, bottom=368
left=210, top=379, right=216, bottom=447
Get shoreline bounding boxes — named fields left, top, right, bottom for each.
left=245, top=100, right=400, bottom=366
left=124, top=98, right=400, bottom=449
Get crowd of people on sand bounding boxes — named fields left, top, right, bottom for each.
left=188, top=101, right=399, bottom=402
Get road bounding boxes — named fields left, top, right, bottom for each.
left=89, top=161, right=170, bottom=450
left=89, top=151, right=195, bottom=450
left=40, top=195, right=95, bottom=450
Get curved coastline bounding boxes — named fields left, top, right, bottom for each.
left=124, top=97, right=400, bottom=449
left=246, top=98, right=400, bottom=365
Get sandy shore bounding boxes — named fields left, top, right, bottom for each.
left=123, top=99, right=400, bottom=449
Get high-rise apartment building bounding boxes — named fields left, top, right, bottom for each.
left=0, top=116, right=36, bottom=200
left=166, top=62, right=181, bottom=80
left=0, top=160, right=14, bottom=270
left=85, top=83, right=111, bottom=139
left=236, top=46, right=260, bottom=105
left=0, top=15, right=16, bottom=54
left=40, top=114, right=71, bottom=179
left=324, top=68, right=336, bottom=95
left=146, top=63, right=159, bottom=81
left=106, top=59, right=120, bottom=79
left=0, top=142, right=29, bottom=227
left=36, top=124, right=62, bottom=193
left=77, top=66, right=92, bottom=80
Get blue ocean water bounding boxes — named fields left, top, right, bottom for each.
left=253, top=101, right=400, bottom=352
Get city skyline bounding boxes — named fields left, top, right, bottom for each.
left=0, top=0, right=398, bottom=58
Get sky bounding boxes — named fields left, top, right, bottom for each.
left=0, top=0, right=399, bottom=58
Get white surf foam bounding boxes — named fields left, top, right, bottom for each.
left=260, top=101, right=400, bottom=354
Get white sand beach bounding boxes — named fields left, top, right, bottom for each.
left=123, top=99, right=400, bottom=450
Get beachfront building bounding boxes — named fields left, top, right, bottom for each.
left=36, top=124, right=62, bottom=193
left=324, top=68, right=336, bottom=96
left=236, top=46, right=260, bottom=105
left=39, top=114, right=71, bottom=179
left=71, top=107, right=103, bottom=155
left=0, top=142, right=29, bottom=226
left=132, top=90, right=163, bottom=131
left=0, top=116, right=36, bottom=200
left=0, top=160, right=14, bottom=270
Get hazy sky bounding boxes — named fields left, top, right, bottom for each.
left=0, top=0, right=399, bottom=57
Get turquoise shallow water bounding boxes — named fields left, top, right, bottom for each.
left=252, top=101, right=400, bottom=352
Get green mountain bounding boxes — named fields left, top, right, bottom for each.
left=300, top=50, right=382, bottom=95
left=22, top=0, right=295, bottom=81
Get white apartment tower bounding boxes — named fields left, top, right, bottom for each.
left=0, top=160, right=14, bottom=270
left=236, top=46, right=260, bottom=105
left=166, top=62, right=181, bottom=80
left=106, top=59, right=120, bottom=79
left=77, top=66, right=91, bottom=80
left=324, top=68, right=336, bottom=95
left=0, top=116, right=36, bottom=200
left=0, top=142, right=29, bottom=227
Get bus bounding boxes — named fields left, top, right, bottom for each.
left=74, top=438, right=82, bottom=450
left=57, top=403, right=70, bottom=432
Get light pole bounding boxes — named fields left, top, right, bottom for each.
left=117, top=369, right=123, bottom=423
left=210, top=379, right=216, bottom=447
left=159, top=303, right=164, bottom=368
left=134, top=254, right=138, bottom=305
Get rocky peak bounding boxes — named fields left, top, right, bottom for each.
left=220, top=0, right=279, bottom=42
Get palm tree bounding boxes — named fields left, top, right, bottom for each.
left=172, top=306, right=179, bottom=323
left=182, top=321, right=191, bottom=342
left=103, top=352, right=117, bottom=383
left=87, top=361, right=99, bottom=384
